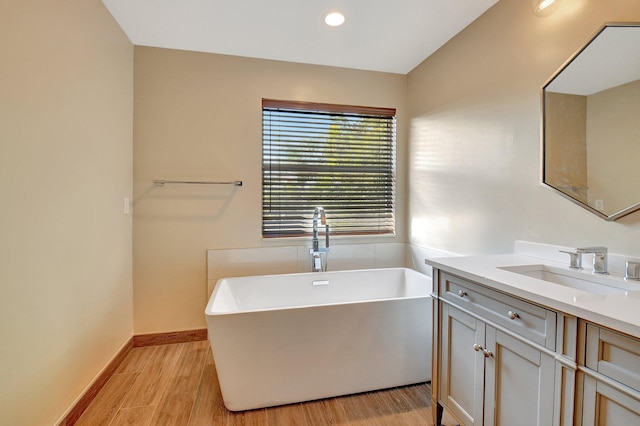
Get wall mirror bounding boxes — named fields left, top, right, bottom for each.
left=542, top=23, right=640, bottom=221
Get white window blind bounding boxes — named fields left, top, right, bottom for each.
left=262, top=99, right=396, bottom=238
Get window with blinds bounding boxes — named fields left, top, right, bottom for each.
left=262, top=99, right=396, bottom=238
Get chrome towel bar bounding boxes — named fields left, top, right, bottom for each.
left=153, top=179, right=243, bottom=187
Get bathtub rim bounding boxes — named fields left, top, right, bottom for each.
left=205, top=266, right=431, bottom=316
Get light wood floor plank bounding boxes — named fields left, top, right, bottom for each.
left=203, top=343, right=214, bottom=366
left=226, top=409, right=270, bottom=426
left=75, top=373, right=139, bottom=426
left=369, top=387, right=425, bottom=425
left=337, top=392, right=388, bottom=426
left=401, top=384, right=460, bottom=425
left=151, top=340, right=209, bottom=425
left=265, top=402, right=309, bottom=425
left=400, top=386, right=438, bottom=422
left=188, top=363, right=228, bottom=425
left=389, top=385, right=429, bottom=416
left=109, top=406, right=156, bottom=426
left=120, top=343, right=184, bottom=408
left=301, top=399, right=336, bottom=425
left=114, top=346, right=155, bottom=374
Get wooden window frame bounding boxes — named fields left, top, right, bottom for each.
left=262, top=99, right=396, bottom=238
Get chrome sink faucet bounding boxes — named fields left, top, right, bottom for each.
left=576, top=247, right=608, bottom=274
left=310, top=207, right=330, bottom=272
left=559, top=249, right=582, bottom=269
left=560, top=246, right=608, bottom=274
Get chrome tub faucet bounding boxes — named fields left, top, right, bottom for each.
left=310, top=207, right=330, bottom=272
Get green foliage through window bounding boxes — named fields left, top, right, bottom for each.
left=262, top=99, right=396, bottom=237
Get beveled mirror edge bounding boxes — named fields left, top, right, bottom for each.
left=540, top=21, right=640, bottom=222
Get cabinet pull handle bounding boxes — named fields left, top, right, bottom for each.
left=507, top=310, right=520, bottom=320
left=474, top=344, right=492, bottom=357
left=458, top=290, right=468, bottom=297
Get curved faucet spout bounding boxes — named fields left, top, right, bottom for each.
left=313, top=206, right=326, bottom=230
left=312, top=207, right=326, bottom=250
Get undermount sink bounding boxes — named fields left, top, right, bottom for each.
left=498, top=264, right=638, bottom=295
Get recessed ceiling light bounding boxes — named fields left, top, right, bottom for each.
left=324, top=12, right=345, bottom=27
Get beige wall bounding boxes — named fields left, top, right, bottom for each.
left=407, top=0, right=640, bottom=256
left=0, top=1, right=133, bottom=424
left=133, top=47, right=408, bottom=333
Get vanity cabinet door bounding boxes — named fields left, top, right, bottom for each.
left=441, top=303, right=486, bottom=426
left=581, top=375, right=640, bottom=425
left=484, top=328, right=556, bottom=426
left=578, top=322, right=640, bottom=425
left=436, top=270, right=563, bottom=426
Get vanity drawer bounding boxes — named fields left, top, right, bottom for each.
left=441, top=273, right=556, bottom=349
left=585, top=323, right=640, bottom=392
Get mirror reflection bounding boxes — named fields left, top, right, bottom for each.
left=543, top=23, right=640, bottom=221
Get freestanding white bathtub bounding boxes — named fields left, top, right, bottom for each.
left=204, top=267, right=431, bottom=411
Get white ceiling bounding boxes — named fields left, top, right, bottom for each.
left=101, top=0, right=498, bottom=75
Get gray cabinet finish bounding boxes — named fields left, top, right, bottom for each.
left=432, top=267, right=640, bottom=425
left=433, top=271, right=561, bottom=426
left=577, top=322, right=640, bottom=424
left=440, top=304, right=485, bottom=425
left=484, top=329, right=556, bottom=425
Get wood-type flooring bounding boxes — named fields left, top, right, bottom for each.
left=75, top=340, right=459, bottom=425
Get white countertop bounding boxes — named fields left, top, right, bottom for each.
left=426, top=254, right=640, bottom=339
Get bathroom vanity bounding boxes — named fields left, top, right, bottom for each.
left=427, top=252, right=640, bottom=426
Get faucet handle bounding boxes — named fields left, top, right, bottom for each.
left=559, top=250, right=582, bottom=269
